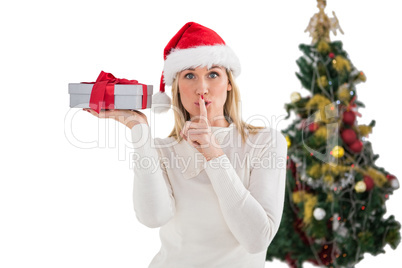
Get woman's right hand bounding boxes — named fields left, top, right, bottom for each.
left=83, top=108, right=148, bottom=129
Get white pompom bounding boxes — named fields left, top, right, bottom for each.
left=152, top=91, right=171, bottom=114
left=313, top=207, right=326, bottom=221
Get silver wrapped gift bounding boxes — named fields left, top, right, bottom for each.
left=68, top=83, right=153, bottom=110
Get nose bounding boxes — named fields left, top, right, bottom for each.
left=195, top=77, right=208, bottom=96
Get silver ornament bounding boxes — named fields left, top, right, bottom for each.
left=313, top=207, right=326, bottom=220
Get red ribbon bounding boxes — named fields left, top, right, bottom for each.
left=82, top=71, right=148, bottom=114
left=346, top=95, right=362, bottom=117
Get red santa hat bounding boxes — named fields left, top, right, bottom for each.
left=152, top=21, right=241, bottom=113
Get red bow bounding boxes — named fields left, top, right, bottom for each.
left=82, top=71, right=148, bottom=114
left=346, top=95, right=362, bottom=117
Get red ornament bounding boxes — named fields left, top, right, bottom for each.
left=341, top=129, right=357, bottom=145
left=349, top=140, right=363, bottom=153
left=329, top=52, right=335, bottom=59
left=343, top=110, right=356, bottom=125
left=309, top=122, right=320, bottom=132
left=363, top=176, right=375, bottom=191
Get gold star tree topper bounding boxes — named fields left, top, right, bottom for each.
left=305, top=0, right=344, bottom=43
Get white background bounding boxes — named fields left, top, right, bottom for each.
left=1, top=0, right=401, bottom=267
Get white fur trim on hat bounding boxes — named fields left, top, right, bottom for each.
left=163, top=44, right=241, bottom=86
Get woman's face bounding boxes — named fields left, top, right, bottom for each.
left=177, top=65, right=232, bottom=124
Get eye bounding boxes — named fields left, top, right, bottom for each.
left=209, top=72, right=219, bottom=78
left=184, top=73, right=195, bottom=79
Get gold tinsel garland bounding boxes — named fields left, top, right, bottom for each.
left=292, top=190, right=318, bottom=225
left=306, top=94, right=332, bottom=123
left=357, top=125, right=373, bottom=137
left=333, top=55, right=351, bottom=72
left=337, top=83, right=351, bottom=102
left=314, top=125, right=327, bottom=140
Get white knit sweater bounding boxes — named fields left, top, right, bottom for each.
left=131, top=122, right=287, bottom=268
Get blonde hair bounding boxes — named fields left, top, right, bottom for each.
left=167, top=68, right=264, bottom=144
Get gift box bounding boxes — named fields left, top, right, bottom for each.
left=68, top=71, right=153, bottom=113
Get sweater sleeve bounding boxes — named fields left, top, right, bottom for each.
left=203, top=129, right=288, bottom=254
left=131, top=123, right=175, bottom=228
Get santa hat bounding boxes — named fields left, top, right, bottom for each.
left=152, top=21, right=241, bottom=113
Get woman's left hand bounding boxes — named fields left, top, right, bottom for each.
left=179, top=95, right=224, bottom=160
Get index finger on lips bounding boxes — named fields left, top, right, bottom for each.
left=199, top=95, right=208, bottom=125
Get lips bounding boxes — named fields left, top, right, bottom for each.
left=195, top=101, right=211, bottom=106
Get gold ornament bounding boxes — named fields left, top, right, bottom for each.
left=354, top=181, right=366, bottom=193
left=285, top=135, right=291, bottom=148
left=332, top=145, right=345, bottom=158
left=290, top=92, right=302, bottom=103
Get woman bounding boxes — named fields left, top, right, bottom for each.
left=84, top=22, right=287, bottom=268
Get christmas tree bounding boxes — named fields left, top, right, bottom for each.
left=266, top=1, right=401, bottom=267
